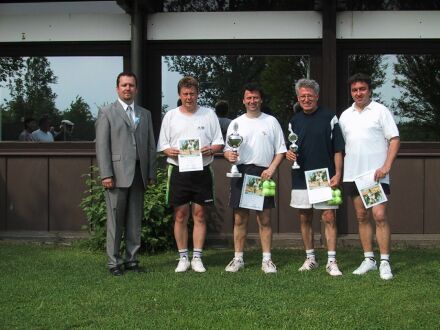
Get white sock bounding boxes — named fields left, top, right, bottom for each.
left=306, top=249, right=315, bottom=260
left=327, top=251, right=336, bottom=263
left=178, top=249, right=189, bottom=259
left=364, top=251, right=375, bottom=260
left=380, top=254, right=390, bottom=262
left=262, top=252, right=271, bottom=262
left=193, top=248, right=202, bottom=259
left=234, top=252, right=244, bottom=261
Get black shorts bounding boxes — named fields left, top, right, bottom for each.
left=229, top=164, right=276, bottom=210
left=343, top=181, right=390, bottom=197
left=167, top=164, right=214, bottom=207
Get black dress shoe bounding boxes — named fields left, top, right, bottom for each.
left=125, top=264, right=145, bottom=273
left=109, top=266, right=124, bottom=276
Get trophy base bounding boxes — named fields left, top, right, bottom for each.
left=226, top=172, right=242, bottom=178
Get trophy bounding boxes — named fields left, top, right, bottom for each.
left=226, top=122, right=243, bottom=178
left=288, top=130, right=300, bottom=169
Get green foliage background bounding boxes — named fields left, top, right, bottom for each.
left=80, top=165, right=174, bottom=254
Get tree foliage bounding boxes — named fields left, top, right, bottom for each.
left=2, top=57, right=61, bottom=139
left=348, top=54, right=387, bottom=103
left=165, top=55, right=308, bottom=130
left=393, top=54, right=440, bottom=140
left=61, top=96, right=96, bottom=140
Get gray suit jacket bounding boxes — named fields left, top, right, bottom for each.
left=95, top=100, right=156, bottom=188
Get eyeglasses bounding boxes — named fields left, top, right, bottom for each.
left=298, top=94, right=315, bottom=101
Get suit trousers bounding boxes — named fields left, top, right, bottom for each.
left=105, top=162, right=144, bottom=268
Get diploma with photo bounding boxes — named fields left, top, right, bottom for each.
left=304, top=168, right=332, bottom=204
left=239, top=174, right=264, bottom=211
left=354, top=170, right=388, bottom=209
left=177, top=138, right=203, bottom=172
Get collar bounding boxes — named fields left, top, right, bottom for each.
left=118, top=98, right=135, bottom=111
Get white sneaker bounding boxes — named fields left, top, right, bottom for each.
left=298, top=258, right=319, bottom=272
left=326, top=260, right=343, bottom=276
left=262, top=259, right=277, bottom=274
left=225, top=258, right=244, bottom=272
left=191, top=257, right=206, bottom=273
left=379, top=260, right=393, bottom=280
left=352, top=258, right=377, bottom=275
left=175, top=256, right=190, bottom=273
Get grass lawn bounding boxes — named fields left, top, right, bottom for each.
left=1, top=242, right=439, bottom=329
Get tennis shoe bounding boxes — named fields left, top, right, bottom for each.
left=352, top=258, right=377, bottom=275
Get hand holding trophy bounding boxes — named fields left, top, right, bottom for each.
left=288, top=131, right=300, bottom=170
left=226, top=122, right=243, bottom=178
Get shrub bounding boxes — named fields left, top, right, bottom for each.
left=80, top=164, right=174, bottom=253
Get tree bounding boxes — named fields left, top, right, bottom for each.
left=1, top=57, right=61, bottom=140
left=61, top=96, right=96, bottom=140
left=165, top=55, right=308, bottom=130
left=260, top=56, right=309, bottom=131
left=393, top=54, right=440, bottom=140
left=166, top=55, right=266, bottom=118
left=0, top=57, right=24, bottom=87
left=348, top=54, right=387, bottom=103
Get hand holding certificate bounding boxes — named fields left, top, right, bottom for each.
left=305, top=168, right=333, bottom=204
left=178, top=138, right=203, bottom=172
left=354, top=170, right=388, bottom=208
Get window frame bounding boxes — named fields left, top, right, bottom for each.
left=337, top=39, right=440, bottom=154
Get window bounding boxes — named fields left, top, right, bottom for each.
left=0, top=56, right=123, bottom=141
left=348, top=54, right=440, bottom=141
left=162, top=54, right=310, bottom=130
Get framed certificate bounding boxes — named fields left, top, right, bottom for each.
left=239, top=174, right=264, bottom=211
left=354, top=171, right=388, bottom=208
left=304, top=168, right=332, bottom=204
left=177, top=138, right=203, bottom=172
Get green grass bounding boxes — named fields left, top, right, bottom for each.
left=1, top=242, right=439, bottom=329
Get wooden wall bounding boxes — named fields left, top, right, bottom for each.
left=1, top=143, right=440, bottom=236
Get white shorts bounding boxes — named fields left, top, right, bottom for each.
left=290, top=190, right=338, bottom=210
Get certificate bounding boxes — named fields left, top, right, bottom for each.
left=177, top=138, right=203, bottom=172
left=354, top=170, right=388, bottom=209
left=304, top=168, right=332, bottom=204
left=239, top=174, right=264, bottom=211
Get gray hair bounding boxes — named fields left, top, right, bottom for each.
left=295, top=78, right=320, bottom=95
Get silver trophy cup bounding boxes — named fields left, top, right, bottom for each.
left=226, top=123, right=243, bottom=178
left=288, top=132, right=300, bottom=169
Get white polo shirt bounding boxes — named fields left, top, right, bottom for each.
left=224, top=112, right=287, bottom=168
left=157, top=106, right=224, bottom=166
left=339, top=101, right=399, bottom=184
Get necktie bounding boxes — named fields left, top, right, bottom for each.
left=126, top=106, right=134, bottom=126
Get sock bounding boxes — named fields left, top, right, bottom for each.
left=364, top=251, right=375, bottom=261
left=178, top=249, right=189, bottom=259
left=262, top=252, right=271, bottom=262
left=380, top=254, right=390, bottom=262
left=234, top=252, right=244, bottom=261
left=327, top=251, right=336, bottom=263
left=306, top=249, right=315, bottom=260
left=193, top=248, right=203, bottom=259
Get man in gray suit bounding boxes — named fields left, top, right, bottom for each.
left=95, top=72, right=156, bottom=276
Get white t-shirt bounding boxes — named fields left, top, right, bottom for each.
left=339, top=101, right=399, bottom=184
left=157, top=106, right=224, bottom=166
left=31, top=129, right=54, bottom=142
left=224, top=112, right=287, bottom=168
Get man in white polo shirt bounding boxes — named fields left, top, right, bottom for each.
left=339, top=73, right=400, bottom=280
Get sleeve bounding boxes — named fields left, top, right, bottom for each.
left=331, top=115, right=345, bottom=153
left=273, top=118, right=287, bottom=154
left=146, top=110, right=157, bottom=180
left=210, top=111, right=225, bottom=146
left=380, top=106, right=400, bottom=140
left=157, top=112, right=171, bottom=152
left=95, top=108, right=113, bottom=179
